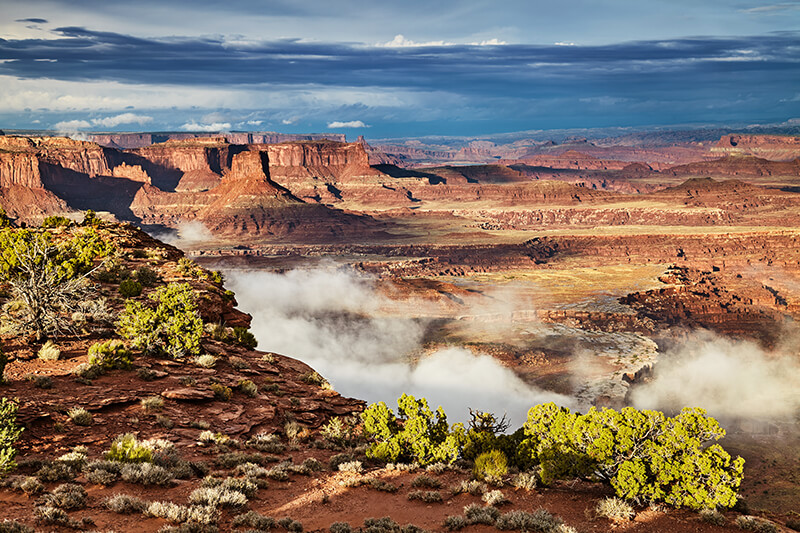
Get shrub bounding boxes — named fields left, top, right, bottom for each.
left=232, top=511, right=275, bottom=530
left=482, top=489, right=509, bottom=506
left=495, top=508, right=567, bottom=532
left=232, top=327, right=257, bottom=349
left=141, top=396, right=165, bottom=412
left=367, top=479, right=398, bottom=492
left=0, top=398, right=23, bottom=475
left=42, top=216, right=72, bottom=229
left=595, top=497, right=634, bottom=522
left=106, top=433, right=153, bottom=463
left=188, top=486, right=248, bottom=508
left=247, top=433, right=285, bottom=454
left=145, top=501, right=218, bottom=525
left=408, top=490, right=443, bottom=503
left=473, top=450, right=508, bottom=482
left=84, top=460, right=120, bottom=485
left=522, top=403, right=745, bottom=510
left=735, top=516, right=778, bottom=532
left=211, top=383, right=232, bottom=401
left=330, top=522, right=353, bottom=533
left=450, top=480, right=486, bottom=496
left=117, top=282, right=203, bottom=358
left=699, top=508, right=726, bottom=526
left=194, top=354, right=217, bottom=368
left=464, top=503, right=501, bottom=525
left=35, top=461, right=76, bottom=482
left=237, top=379, right=258, bottom=397
left=444, top=515, right=468, bottom=531
left=229, top=356, right=249, bottom=370
left=319, top=416, right=361, bottom=450
left=0, top=519, right=34, bottom=533
left=337, top=461, right=363, bottom=473
left=134, top=266, right=159, bottom=286
left=361, top=394, right=466, bottom=465
left=512, top=471, right=538, bottom=491
left=28, top=374, right=52, bottom=389
left=120, top=462, right=174, bottom=485
left=176, top=258, right=201, bottom=277
left=119, top=279, right=143, bottom=297
left=39, top=482, right=87, bottom=509
left=301, top=371, right=330, bottom=388
left=104, top=493, right=147, bottom=514
left=0, top=227, right=113, bottom=339
left=411, top=474, right=441, bottom=489
left=67, top=407, right=93, bottom=426
left=88, top=340, right=132, bottom=370
left=37, top=340, right=60, bottom=361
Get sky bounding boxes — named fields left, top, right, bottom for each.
left=0, top=0, right=798, bottom=139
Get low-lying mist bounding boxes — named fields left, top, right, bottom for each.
left=630, top=331, right=800, bottom=420
left=226, top=266, right=572, bottom=426
left=225, top=265, right=800, bottom=426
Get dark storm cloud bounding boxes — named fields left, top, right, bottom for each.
left=0, top=28, right=797, bottom=96
left=15, top=18, right=48, bottom=23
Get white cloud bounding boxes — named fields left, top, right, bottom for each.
left=179, top=121, right=232, bottom=132
left=91, top=112, right=153, bottom=127
left=245, top=120, right=263, bottom=126
left=327, top=120, right=369, bottom=128
left=281, top=118, right=296, bottom=125
left=378, top=34, right=506, bottom=48
left=53, top=119, right=91, bottom=131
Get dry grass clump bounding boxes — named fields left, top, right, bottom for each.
left=411, top=474, right=441, bottom=489
left=407, top=490, right=443, bottom=503
left=735, top=516, right=779, bottom=532
left=595, top=497, right=635, bottom=522
left=104, top=493, right=148, bottom=514
left=33, top=505, right=83, bottom=528
left=367, top=479, right=398, bottom=493
left=188, top=486, right=248, bottom=509
left=35, top=460, right=77, bottom=482
left=214, top=452, right=270, bottom=469
left=26, top=374, right=52, bottom=389
left=425, top=462, right=448, bottom=474
left=237, top=379, right=258, bottom=397
left=145, top=500, right=218, bottom=525
left=465, top=503, right=501, bottom=525
left=38, top=483, right=87, bottom=509
left=120, top=462, right=174, bottom=485
left=451, top=479, right=487, bottom=496
left=211, top=383, right=232, bottom=401
left=495, top=509, right=576, bottom=533
left=247, top=432, right=285, bottom=454
left=0, top=475, right=44, bottom=495
left=482, top=489, right=510, bottom=506
left=67, top=407, right=93, bottom=426
left=512, top=471, right=538, bottom=491
left=140, top=395, right=165, bottom=412
left=0, top=519, right=34, bottom=533
left=37, top=340, right=60, bottom=361
left=385, top=462, right=420, bottom=472
left=699, top=508, right=726, bottom=526
left=194, top=354, right=217, bottom=369
left=338, top=460, right=363, bottom=473
left=84, top=460, right=121, bottom=485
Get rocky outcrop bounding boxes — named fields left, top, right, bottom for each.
left=711, top=134, right=800, bottom=161
left=666, top=155, right=800, bottom=178
left=0, top=152, right=43, bottom=188
left=88, top=132, right=346, bottom=150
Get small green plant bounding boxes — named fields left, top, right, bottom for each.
left=37, top=340, right=61, bottom=361
left=337, top=460, right=363, bottom=473
left=209, top=270, right=224, bottom=284
left=233, top=511, right=276, bottom=530
left=119, top=278, right=143, bottom=297
left=699, top=508, right=726, bottom=526
left=735, top=516, right=778, bottom=532
left=67, top=407, right=93, bottom=426
left=120, top=462, right=174, bottom=485
left=39, top=482, right=87, bottom=509
left=482, top=489, right=509, bottom=506
left=411, top=474, right=441, bottom=489
left=134, top=266, right=159, bottom=286
left=301, top=371, right=330, bottom=388
left=106, top=433, right=153, bottom=463
left=88, top=339, right=132, bottom=370
left=27, top=374, right=53, bottom=389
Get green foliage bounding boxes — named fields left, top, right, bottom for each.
left=41, top=216, right=71, bottom=229
left=0, top=348, right=6, bottom=382
left=118, top=278, right=142, bottom=297
left=522, top=403, right=745, bottom=510
left=211, top=383, right=232, bottom=401
left=81, top=209, right=99, bottom=226
left=473, top=450, right=508, bottom=482
left=117, top=282, right=203, bottom=358
left=106, top=433, right=153, bottom=463
left=0, top=398, right=24, bottom=475
left=361, top=394, right=466, bottom=465
left=87, top=340, right=132, bottom=370
left=209, top=270, right=224, bottom=284
left=0, top=208, right=12, bottom=229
